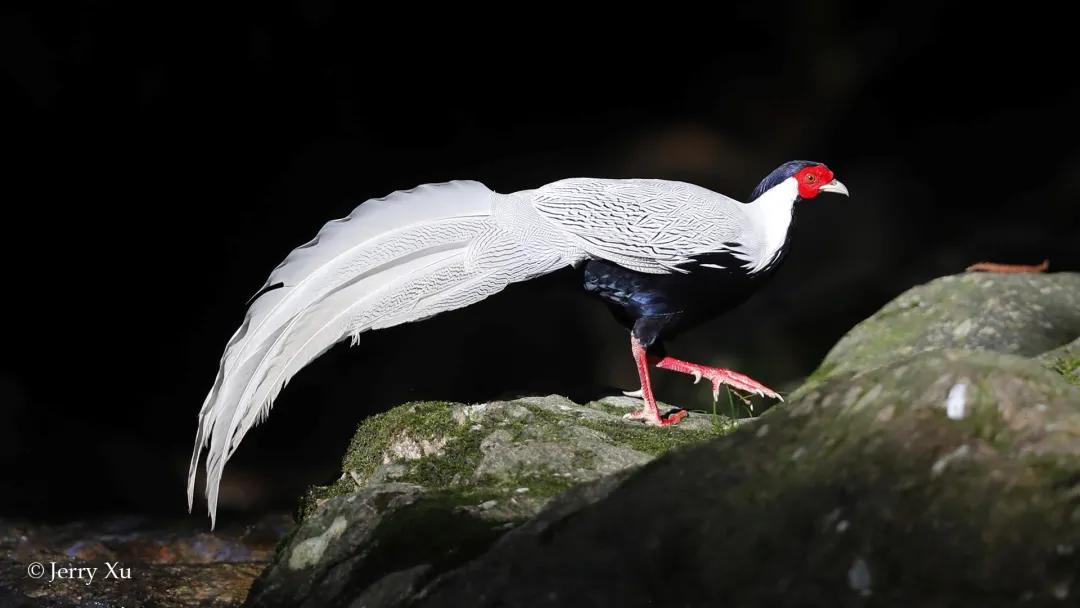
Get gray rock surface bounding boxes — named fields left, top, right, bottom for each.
left=245, top=395, right=725, bottom=607
left=415, top=350, right=1080, bottom=607
left=250, top=271, right=1080, bottom=608
left=812, top=272, right=1080, bottom=380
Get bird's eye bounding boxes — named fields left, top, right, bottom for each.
left=805, top=174, right=816, bottom=183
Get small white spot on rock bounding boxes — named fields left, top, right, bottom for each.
left=952, top=319, right=974, bottom=339
left=385, top=433, right=448, bottom=461
left=515, top=487, right=530, bottom=494
left=462, top=403, right=489, bottom=422
left=874, top=405, right=895, bottom=424
left=854, top=384, right=884, bottom=409
left=946, top=383, right=968, bottom=420
left=791, top=447, right=807, bottom=461
left=836, top=520, right=850, bottom=533
left=931, top=444, right=971, bottom=477
left=842, top=386, right=862, bottom=407
left=479, top=500, right=498, bottom=510
left=755, top=424, right=770, bottom=438
left=288, top=516, right=348, bottom=570
left=848, top=557, right=872, bottom=596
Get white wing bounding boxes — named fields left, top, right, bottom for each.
left=530, top=178, right=754, bottom=274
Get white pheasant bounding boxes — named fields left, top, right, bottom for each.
left=189, top=161, right=848, bottom=526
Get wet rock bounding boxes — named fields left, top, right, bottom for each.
left=0, top=514, right=290, bottom=608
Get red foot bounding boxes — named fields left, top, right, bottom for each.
left=626, top=336, right=690, bottom=427
left=655, top=357, right=782, bottom=402
left=624, top=407, right=688, bottom=427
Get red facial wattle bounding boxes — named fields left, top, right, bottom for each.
left=795, top=165, right=834, bottom=199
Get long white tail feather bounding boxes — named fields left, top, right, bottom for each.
left=217, top=244, right=477, bottom=456
left=195, top=225, right=487, bottom=512
left=221, top=248, right=468, bottom=460
left=190, top=180, right=581, bottom=527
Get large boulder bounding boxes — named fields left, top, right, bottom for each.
left=811, top=272, right=1080, bottom=380
left=250, top=272, right=1080, bottom=607
left=415, top=350, right=1080, bottom=607
left=245, top=395, right=725, bottom=607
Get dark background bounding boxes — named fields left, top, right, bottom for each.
left=2, top=4, right=1077, bottom=522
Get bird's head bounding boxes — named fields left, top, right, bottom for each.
left=750, top=160, right=849, bottom=202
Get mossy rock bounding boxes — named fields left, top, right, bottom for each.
left=250, top=272, right=1080, bottom=607
left=247, top=395, right=728, bottom=607
left=1038, top=336, right=1080, bottom=387
left=297, top=394, right=723, bottom=522
left=809, top=272, right=1080, bottom=384
left=412, top=350, right=1080, bottom=607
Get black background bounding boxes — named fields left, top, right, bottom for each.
left=3, top=3, right=1077, bottom=522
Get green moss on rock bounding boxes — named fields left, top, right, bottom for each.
left=412, top=350, right=1080, bottom=608
left=257, top=272, right=1080, bottom=608
left=1038, top=336, right=1080, bottom=387
left=807, top=272, right=1080, bottom=383
left=260, top=393, right=732, bottom=607
left=297, top=394, right=728, bottom=521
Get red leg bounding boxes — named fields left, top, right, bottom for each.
left=655, top=356, right=782, bottom=402
left=624, top=336, right=688, bottom=426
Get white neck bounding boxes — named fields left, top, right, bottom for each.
left=743, top=177, right=799, bottom=273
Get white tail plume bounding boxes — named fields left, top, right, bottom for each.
left=189, top=181, right=577, bottom=526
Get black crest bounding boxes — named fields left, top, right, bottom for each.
left=749, top=160, right=821, bottom=201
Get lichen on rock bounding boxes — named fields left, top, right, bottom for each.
left=295, top=395, right=720, bottom=522
left=410, top=350, right=1080, bottom=608
left=807, top=272, right=1080, bottom=385
left=247, top=394, right=726, bottom=607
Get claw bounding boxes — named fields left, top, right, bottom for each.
left=622, top=388, right=644, bottom=398
left=624, top=408, right=688, bottom=426
left=655, top=357, right=782, bottom=407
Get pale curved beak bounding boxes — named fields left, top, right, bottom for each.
left=820, top=179, right=849, bottom=196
